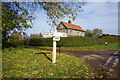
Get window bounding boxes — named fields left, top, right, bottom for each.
left=77, top=31, right=80, bottom=34
left=81, top=32, right=82, bottom=34
left=70, top=30, right=72, bottom=33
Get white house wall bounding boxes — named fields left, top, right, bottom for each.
left=57, top=23, right=68, bottom=33
left=67, top=29, right=85, bottom=36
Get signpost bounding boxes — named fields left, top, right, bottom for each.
left=41, top=30, right=67, bottom=63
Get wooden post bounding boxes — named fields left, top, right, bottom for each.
left=52, top=40, right=56, bottom=63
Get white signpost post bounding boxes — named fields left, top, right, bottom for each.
left=41, top=30, right=67, bottom=63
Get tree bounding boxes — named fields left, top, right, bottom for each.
left=23, top=32, right=27, bottom=39
left=30, top=33, right=43, bottom=38
left=92, top=28, right=103, bottom=38
left=38, top=2, right=84, bottom=26
left=2, top=2, right=84, bottom=48
left=2, top=2, right=33, bottom=48
left=85, top=29, right=92, bottom=37
left=102, top=34, right=110, bottom=37
left=9, top=30, right=22, bottom=40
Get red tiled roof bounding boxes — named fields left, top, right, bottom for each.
left=61, top=21, right=85, bottom=32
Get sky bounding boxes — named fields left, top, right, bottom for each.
left=25, top=2, right=118, bottom=36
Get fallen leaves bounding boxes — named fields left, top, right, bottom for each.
left=32, top=70, right=39, bottom=75
left=2, top=48, right=97, bottom=78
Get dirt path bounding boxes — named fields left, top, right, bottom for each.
left=32, top=47, right=120, bottom=78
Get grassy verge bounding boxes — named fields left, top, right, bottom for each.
left=2, top=48, right=99, bottom=78
left=37, top=42, right=119, bottom=51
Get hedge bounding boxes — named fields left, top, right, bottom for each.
left=30, top=36, right=119, bottom=47
left=12, top=36, right=119, bottom=47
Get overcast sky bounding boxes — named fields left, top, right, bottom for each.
left=25, top=2, right=118, bottom=36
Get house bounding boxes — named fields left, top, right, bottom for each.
left=57, top=20, right=85, bottom=37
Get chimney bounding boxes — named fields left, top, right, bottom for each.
left=68, top=20, right=72, bottom=24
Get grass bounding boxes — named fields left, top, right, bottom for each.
left=0, top=50, right=1, bottom=79
left=2, top=48, right=99, bottom=78
left=37, top=42, right=119, bottom=51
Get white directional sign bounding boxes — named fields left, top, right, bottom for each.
left=53, top=36, right=60, bottom=41
left=41, top=31, right=52, bottom=37
left=41, top=30, right=67, bottom=37
left=53, top=31, right=67, bottom=37
left=41, top=30, right=67, bottom=63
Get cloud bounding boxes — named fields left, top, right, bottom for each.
left=74, top=2, right=118, bottom=35
left=25, top=2, right=118, bottom=35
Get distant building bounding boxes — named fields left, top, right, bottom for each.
left=57, top=20, right=85, bottom=37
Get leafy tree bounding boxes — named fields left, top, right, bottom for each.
left=23, top=32, right=27, bottom=39
left=2, top=2, right=84, bottom=48
left=85, top=29, right=92, bottom=37
left=2, top=2, right=33, bottom=48
left=9, top=30, right=22, bottom=40
left=92, top=28, right=103, bottom=38
left=30, top=33, right=43, bottom=39
left=39, top=2, right=84, bottom=26
left=102, top=34, right=110, bottom=37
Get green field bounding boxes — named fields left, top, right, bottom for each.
left=37, top=42, right=119, bottom=51
left=2, top=48, right=101, bottom=78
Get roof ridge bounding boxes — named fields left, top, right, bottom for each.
left=61, top=21, right=85, bottom=32
left=62, top=21, right=81, bottom=27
